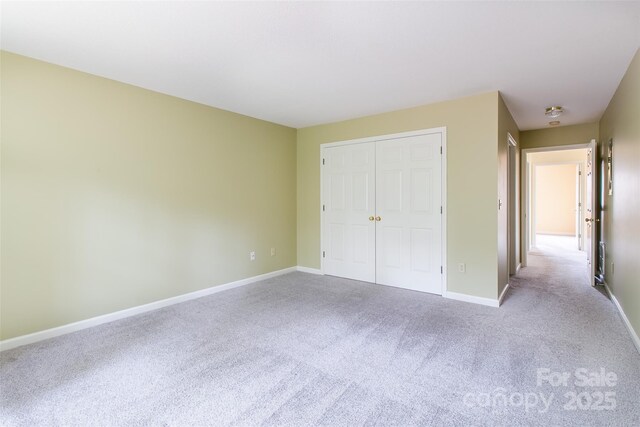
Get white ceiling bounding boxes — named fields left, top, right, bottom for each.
left=2, top=1, right=639, bottom=130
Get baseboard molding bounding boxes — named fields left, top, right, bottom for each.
left=603, top=283, right=640, bottom=354
left=296, top=266, right=323, bottom=275
left=443, top=291, right=499, bottom=308
left=498, top=283, right=511, bottom=306
left=516, top=263, right=522, bottom=274
left=0, top=266, right=297, bottom=352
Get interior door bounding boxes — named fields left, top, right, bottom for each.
left=375, top=134, right=442, bottom=294
left=585, top=139, right=597, bottom=287
left=322, top=143, right=376, bottom=282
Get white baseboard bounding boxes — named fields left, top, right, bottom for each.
left=296, top=266, right=323, bottom=275
left=498, top=283, right=511, bottom=306
left=603, top=283, right=640, bottom=354
left=443, top=291, right=499, bottom=308
left=0, top=266, right=297, bottom=352
left=516, top=263, right=522, bottom=274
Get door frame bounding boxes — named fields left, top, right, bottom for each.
left=507, top=133, right=518, bottom=277
left=320, top=127, right=448, bottom=294
left=521, top=142, right=592, bottom=268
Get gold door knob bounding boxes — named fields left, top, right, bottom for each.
left=375, top=216, right=382, bottom=221
left=369, top=216, right=375, bottom=221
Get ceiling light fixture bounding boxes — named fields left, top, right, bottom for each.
left=549, top=121, right=561, bottom=126
left=545, top=106, right=564, bottom=118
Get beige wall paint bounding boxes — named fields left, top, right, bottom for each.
left=528, top=149, right=588, bottom=164
left=297, top=92, right=502, bottom=299
left=535, top=164, right=577, bottom=235
left=528, top=149, right=588, bottom=245
left=520, top=122, right=598, bottom=150
left=598, top=48, right=640, bottom=340
left=498, top=94, right=519, bottom=295
left=0, top=52, right=297, bottom=340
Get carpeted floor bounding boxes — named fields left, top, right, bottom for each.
left=1, top=237, right=639, bottom=426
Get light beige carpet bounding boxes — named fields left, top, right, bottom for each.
left=1, top=240, right=639, bottom=426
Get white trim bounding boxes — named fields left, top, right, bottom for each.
left=524, top=143, right=593, bottom=154
left=521, top=152, right=530, bottom=267
left=441, top=128, right=448, bottom=295
left=0, top=267, right=297, bottom=352
left=498, top=283, right=511, bottom=306
left=320, top=127, right=447, bottom=149
left=320, top=147, right=326, bottom=275
left=296, top=266, right=323, bottom=275
left=320, top=127, right=447, bottom=295
left=516, top=263, right=522, bottom=274
left=443, top=291, right=499, bottom=308
left=603, top=283, right=640, bottom=354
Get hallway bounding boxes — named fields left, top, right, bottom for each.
left=505, top=233, right=640, bottom=423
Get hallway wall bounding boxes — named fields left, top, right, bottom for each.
left=520, top=122, right=599, bottom=150
left=534, top=164, right=577, bottom=236
left=598, top=48, right=640, bottom=346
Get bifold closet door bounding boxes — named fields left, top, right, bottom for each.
left=375, top=133, right=442, bottom=293
left=322, top=143, right=376, bottom=282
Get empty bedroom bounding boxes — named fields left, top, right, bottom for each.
left=1, top=1, right=639, bottom=426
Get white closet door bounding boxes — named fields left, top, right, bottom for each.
left=322, top=143, right=376, bottom=282
left=375, top=133, right=442, bottom=294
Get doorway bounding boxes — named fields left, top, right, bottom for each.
left=521, top=142, right=597, bottom=285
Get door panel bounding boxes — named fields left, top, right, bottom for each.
left=380, top=226, right=403, bottom=268
left=410, top=228, right=432, bottom=272
left=322, top=144, right=376, bottom=282
left=380, top=170, right=403, bottom=211
left=322, top=132, right=443, bottom=294
left=375, top=134, right=442, bottom=294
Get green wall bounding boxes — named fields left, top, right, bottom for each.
left=297, top=92, right=501, bottom=300
left=1, top=52, right=297, bottom=340
left=14, top=49, right=613, bottom=341
left=598, top=48, right=640, bottom=341
left=497, top=94, right=520, bottom=296
left=520, top=122, right=599, bottom=149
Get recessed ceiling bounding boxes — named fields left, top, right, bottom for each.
left=2, top=1, right=639, bottom=130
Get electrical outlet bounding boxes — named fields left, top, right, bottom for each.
left=249, top=251, right=256, bottom=261
left=270, top=247, right=276, bottom=257
left=458, top=263, right=466, bottom=273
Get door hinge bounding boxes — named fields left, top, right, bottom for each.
left=323, top=251, right=326, bottom=258
left=440, top=266, right=443, bottom=274
left=440, top=206, right=443, bottom=214
left=579, top=171, right=582, bottom=176
left=322, top=204, right=325, bottom=212
left=322, top=158, right=325, bottom=165
left=440, top=146, right=443, bottom=155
